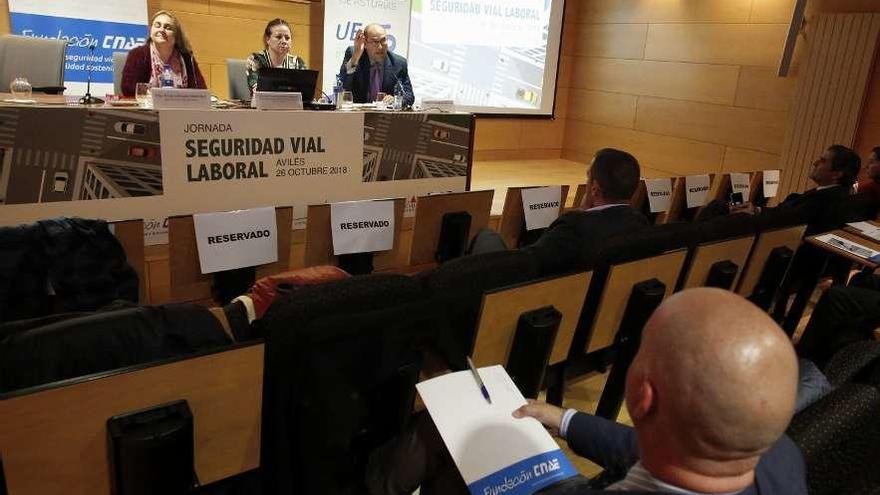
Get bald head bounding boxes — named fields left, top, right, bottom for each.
left=363, top=23, right=388, bottom=63
left=626, top=289, right=797, bottom=475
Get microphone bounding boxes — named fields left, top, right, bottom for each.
left=387, top=72, right=409, bottom=110
left=79, top=42, right=104, bottom=105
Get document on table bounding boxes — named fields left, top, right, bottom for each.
left=847, top=222, right=880, bottom=242
left=417, top=366, right=577, bottom=495
left=813, top=233, right=880, bottom=260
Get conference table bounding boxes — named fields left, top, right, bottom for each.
left=0, top=92, right=475, bottom=234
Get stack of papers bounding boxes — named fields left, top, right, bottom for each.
left=417, top=365, right=577, bottom=495
left=847, top=222, right=880, bottom=242
left=814, top=233, right=880, bottom=260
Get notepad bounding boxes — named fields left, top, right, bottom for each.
left=847, top=222, right=880, bottom=242
left=814, top=233, right=880, bottom=260
left=417, top=366, right=577, bottom=495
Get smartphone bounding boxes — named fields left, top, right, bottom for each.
left=729, top=191, right=744, bottom=206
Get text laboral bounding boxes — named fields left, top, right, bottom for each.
left=184, top=125, right=326, bottom=182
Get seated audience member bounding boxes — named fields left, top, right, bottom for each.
left=524, top=148, right=649, bottom=275
left=856, top=146, right=880, bottom=203
left=732, top=144, right=860, bottom=216
left=338, top=24, right=414, bottom=107
left=367, top=289, right=806, bottom=494
left=121, top=10, right=207, bottom=96
left=246, top=18, right=307, bottom=95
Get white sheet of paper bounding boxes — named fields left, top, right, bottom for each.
left=685, top=175, right=711, bottom=208
left=730, top=172, right=751, bottom=201
left=151, top=88, right=212, bottom=109
left=644, top=178, right=672, bottom=213
left=417, top=366, right=577, bottom=495
left=521, top=186, right=562, bottom=231
left=252, top=91, right=304, bottom=110
left=193, top=206, right=278, bottom=274
left=330, top=200, right=395, bottom=255
left=814, top=233, right=880, bottom=260
left=763, top=169, right=780, bottom=198
left=847, top=222, right=880, bottom=242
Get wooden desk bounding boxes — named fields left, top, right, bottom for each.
left=805, top=229, right=880, bottom=270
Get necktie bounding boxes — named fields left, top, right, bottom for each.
left=370, top=63, right=382, bottom=102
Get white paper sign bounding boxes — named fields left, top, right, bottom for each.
left=763, top=170, right=780, bottom=198
left=730, top=173, right=751, bottom=201
left=151, top=88, right=212, bottom=109
left=644, top=178, right=672, bottom=213
left=330, top=200, right=395, bottom=255
left=685, top=175, right=711, bottom=208
left=416, top=366, right=577, bottom=494
left=520, top=186, right=562, bottom=231
left=253, top=91, right=304, bottom=110
left=193, top=207, right=278, bottom=274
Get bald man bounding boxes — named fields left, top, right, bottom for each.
left=516, top=288, right=806, bottom=494
left=338, top=24, right=414, bottom=107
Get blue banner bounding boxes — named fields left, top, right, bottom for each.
left=10, top=12, right=146, bottom=84
left=467, top=449, right=577, bottom=495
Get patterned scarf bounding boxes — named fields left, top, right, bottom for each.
left=149, top=42, right=188, bottom=88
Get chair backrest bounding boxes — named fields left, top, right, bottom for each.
left=736, top=224, right=807, bottom=297
left=304, top=198, right=406, bottom=270
left=583, top=249, right=688, bottom=354
left=498, top=185, right=570, bottom=248
left=409, top=190, right=494, bottom=266
left=0, top=35, right=67, bottom=91
left=226, top=59, right=250, bottom=100
left=168, top=207, right=293, bottom=304
left=655, top=177, right=686, bottom=225
left=678, top=235, right=756, bottom=290
left=571, top=183, right=587, bottom=210
left=111, top=219, right=146, bottom=303
left=472, top=271, right=591, bottom=368
left=112, top=51, right=128, bottom=95
left=0, top=343, right=263, bottom=495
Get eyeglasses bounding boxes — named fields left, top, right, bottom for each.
left=366, top=37, right=388, bottom=46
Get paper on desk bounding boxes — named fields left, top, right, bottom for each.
left=814, top=233, right=880, bottom=260
left=417, top=366, right=577, bottom=495
left=847, top=222, right=880, bottom=242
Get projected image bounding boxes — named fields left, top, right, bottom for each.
left=409, top=0, right=551, bottom=110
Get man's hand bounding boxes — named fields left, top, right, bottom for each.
left=351, top=29, right=366, bottom=65
left=729, top=202, right=757, bottom=215
left=512, top=399, right=565, bottom=436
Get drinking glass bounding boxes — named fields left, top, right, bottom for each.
left=375, top=92, right=387, bottom=103
left=10, top=77, right=32, bottom=99
left=135, top=83, right=152, bottom=108
left=337, top=91, right=354, bottom=110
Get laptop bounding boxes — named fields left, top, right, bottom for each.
left=256, top=68, right=319, bottom=100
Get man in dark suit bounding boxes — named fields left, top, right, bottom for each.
left=337, top=24, right=414, bottom=107
left=525, top=148, right=649, bottom=275
left=514, top=288, right=806, bottom=494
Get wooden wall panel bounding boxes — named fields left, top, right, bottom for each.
left=751, top=0, right=798, bottom=23
left=777, top=13, right=880, bottom=197
left=735, top=66, right=798, bottom=111
left=570, top=23, right=647, bottom=60
left=634, top=97, right=787, bottom=154
left=567, top=89, right=637, bottom=128
left=645, top=24, right=788, bottom=67
left=722, top=147, right=782, bottom=172
left=577, top=0, right=752, bottom=24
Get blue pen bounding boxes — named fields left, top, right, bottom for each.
left=466, top=356, right=492, bottom=404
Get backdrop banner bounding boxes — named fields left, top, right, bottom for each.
left=8, top=0, right=148, bottom=96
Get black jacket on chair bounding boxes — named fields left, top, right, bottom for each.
left=524, top=206, right=650, bottom=276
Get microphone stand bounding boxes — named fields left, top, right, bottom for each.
left=79, top=43, right=104, bottom=105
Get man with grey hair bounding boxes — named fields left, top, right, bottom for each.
left=338, top=23, right=414, bottom=107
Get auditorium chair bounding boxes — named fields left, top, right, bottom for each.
left=470, top=271, right=591, bottom=398
left=226, top=58, right=250, bottom=101
left=0, top=342, right=263, bottom=495
left=497, top=185, right=569, bottom=248
left=416, top=250, right=540, bottom=371
left=554, top=223, right=698, bottom=413
left=675, top=213, right=758, bottom=291
left=259, top=274, right=439, bottom=495
left=0, top=35, right=67, bottom=93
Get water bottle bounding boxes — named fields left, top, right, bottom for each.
left=161, top=64, right=174, bottom=88
left=332, top=74, right=343, bottom=106
left=392, top=80, right=404, bottom=111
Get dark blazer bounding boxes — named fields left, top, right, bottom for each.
left=524, top=205, right=650, bottom=276
left=563, top=412, right=808, bottom=495
left=120, top=43, right=207, bottom=96
left=337, top=46, right=414, bottom=107
left=777, top=185, right=849, bottom=211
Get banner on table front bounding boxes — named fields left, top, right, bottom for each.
left=322, top=0, right=412, bottom=96
left=8, top=0, right=148, bottom=96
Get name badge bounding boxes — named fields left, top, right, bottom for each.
left=193, top=206, right=278, bottom=273
left=729, top=173, right=751, bottom=200
left=763, top=170, right=780, bottom=198
left=685, top=175, right=711, bottom=208
left=521, top=185, right=562, bottom=231
left=331, top=200, right=395, bottom=255
left=252, top=91, right=304, bottom=110
left=644, top=178, right=672, bottom=213
left=151, top=88, right=211, bottom=109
